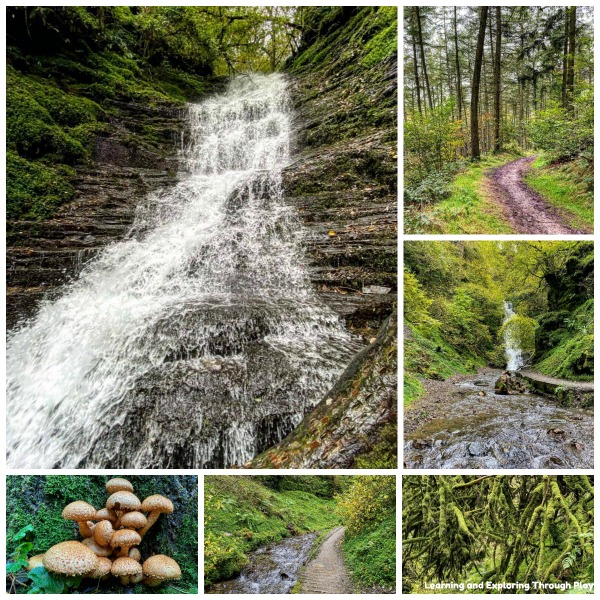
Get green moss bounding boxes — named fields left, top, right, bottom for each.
left=404, top=373, right=425, bottom=406
left=354, top=423, right=398, bottom=468
left=361, top=8, right=398, bottom=68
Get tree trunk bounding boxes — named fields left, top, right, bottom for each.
left=416, top=7, right=434, bottom=110
left=561, top=8, right=569, bottom=108
left=411, top=18, right=423, bottom=115
left=453, top=7, right=463, bottom=122
left=493, top=7, right=501, bottom=152
left=565, top=6, right=576, bottom=113
left=471, top=7, right=488, bottom=160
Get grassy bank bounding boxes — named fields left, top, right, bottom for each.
left=406, top=154, right=520, bottom=234
left=204, top=476, right=340, bottom=586
left=525, top=154, right=594, bottom=232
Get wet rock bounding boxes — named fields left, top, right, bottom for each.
left=467, top=442, right=489, bottom=457
left=411, top=438, right=433, bottom=449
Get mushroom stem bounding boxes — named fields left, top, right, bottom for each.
left=138, top=511, right=160, bottom=538
left=118, top=546, right=131, bottom=558
left=143, top=577, right=162, bottom=587
left=119, top=575, right=130, bottom=585
left=79, top=521, right=94, bottom=537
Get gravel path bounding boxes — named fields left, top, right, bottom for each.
left=520, top=370, right=594, bottom=391
left=301, top=526, right=352, bottom=594
left=488, top=155, right=580, bottom=234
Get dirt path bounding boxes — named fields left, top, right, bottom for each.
left=520, top=370, right=594, bottom=391
left=301, top=526, right=352, bottom=594
left=487, top=155, right=580, bottom=234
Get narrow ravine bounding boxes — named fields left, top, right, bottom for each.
left=6, top=75, right=362, bottom=469
left=404, top=369, right=593, bottom=469
left=487, top=155, right=580, bottom=234
left=207, top=532, right=318, bottom=594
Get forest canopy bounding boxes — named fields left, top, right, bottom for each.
left=404, top=6, right=594, bottom=233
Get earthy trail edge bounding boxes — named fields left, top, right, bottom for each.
left=486, top=155, right=581, bottom=234
left=301, top=526, right=352, bottom=594
left=519, top=370, right=594, bottom=391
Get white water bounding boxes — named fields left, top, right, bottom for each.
left=503, top=301, right=523, bottom=371
left=7, top=74, right=360, bottom=468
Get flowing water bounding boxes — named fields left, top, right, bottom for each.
left=207, top=532, right=317, bottom=594
left=7, top=74, right=361, bottom=468
left=502, top=301, right=524, bottom=371
left=404, top=370, right=593, bottom=469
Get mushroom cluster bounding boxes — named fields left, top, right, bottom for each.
left=27, top=478, right=182, bottom=588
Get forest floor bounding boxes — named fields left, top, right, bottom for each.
left=300, top=526, right=352, bottom=594
left=486, top=155, right=582, bottom=234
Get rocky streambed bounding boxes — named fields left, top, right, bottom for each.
left=404, top=368, right=593, bottom=469
left=207, top=532, right=317, bottom=594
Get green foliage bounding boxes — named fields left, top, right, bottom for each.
left=354, top=423, right=398, bottom=469
left=499, top=314, right=538, bottom=357
left=404, top=100, right=463, bottom=182
left=361, top=7, right=398, bottom=68
left=338, top=476, right=396, bottom=590
left=529, top=93, right=594, bottom=163
left=343, top=514, right=396, bottom=590
left=204, top=476, right=340, bottom=586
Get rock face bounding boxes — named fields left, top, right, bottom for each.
left=7, top=101, right=185, bottom=330
left=250, top=7, right=398, bottom=467
left=283, top=6, right=397, bottom=335
left=248, top=312, right=397, bottom=469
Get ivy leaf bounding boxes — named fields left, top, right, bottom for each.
left=12, top=524, right=34, bottom=542
left=7, top=560, right=27, bottom=573
left=28, top=567, right=65, bottom=594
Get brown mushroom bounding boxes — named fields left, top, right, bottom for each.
left=107, top=491, right=141, bottom=528
left=87, top=556, right=112, bottom=580
left=82, top=537, right=112, bottom=557
left=138, top=495, right=174, bottom=538
left=62, top=501, right=97, bottom=538
left=119, top=511, right=147, bottom=531
left=111, top=557, right=142, bottom=585
left=129, top=548, right=142, bottom=562
left=43, top=541, right=98, bottom=577
left=106, top=478, right=134, bottom=495
left=26, top=554, right=45, bottom=571
left=96, top=508, right=117, bottom=523
left=94, top=520, right=114, bottom=547
left=111, top=529, right=141, bottom=557
left=142, top=555, right=181, bottom=587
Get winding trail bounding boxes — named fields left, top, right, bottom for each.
left=301, top=526, right=352, bottom=594
left=487, top=155, right=580, bottom=234
left=520, top=370, right=594, bottom=391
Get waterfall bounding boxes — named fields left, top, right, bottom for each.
left=502, top=301, right=523, bottom=371
left=7, top=74, right=361, bottom=468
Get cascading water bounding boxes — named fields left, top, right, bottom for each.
left=502, top=301, right=523, bottom=371
left=7, top=74, right=361, bottom=468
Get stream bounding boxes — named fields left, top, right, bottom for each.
left=404, top=369, right=593, bottom=469
left=207, top=532, right=317, bottom=594
left=6, top=74, right=362, bottom=468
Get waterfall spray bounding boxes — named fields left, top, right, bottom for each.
left=7, top=75, right=361, bottom=468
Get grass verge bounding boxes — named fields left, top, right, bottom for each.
left=525, top=154, right=594, bottom=232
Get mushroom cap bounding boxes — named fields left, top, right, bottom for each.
left=106, top=477, right=134, bottom=494
left=62, top=501, right=97, bottom=522
left=96, top=508, right=117, bottom=523
left=81, top=537, right=112, bottom=557
left=94, top=520, right=114, bottom=546
left=129, top=548, right=142, bottom=562
left=120, top=511, right=147, bottom=530
left=110, top=529, right=141, bottom=548
left=142, top=555, right=181, bottom=581
left=141, top=495, right=174, bottom=515
left=88, top=557, right=112, bottom=578
left=106, top=491, right=141, bottom=512
left=43, top=541, right=98, bottom=576
left=111, top=557, right=142, bottom=577
left=26, top=554, right=45, bottom=571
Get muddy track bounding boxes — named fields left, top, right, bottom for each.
left=301, top=526, right=352, bottom=594
left=487, top=155, right=581, bottom=234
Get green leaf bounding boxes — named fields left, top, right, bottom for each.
left=12, top=524, right=34, bottom=542
left=28, top=567, right=65, bottom=594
